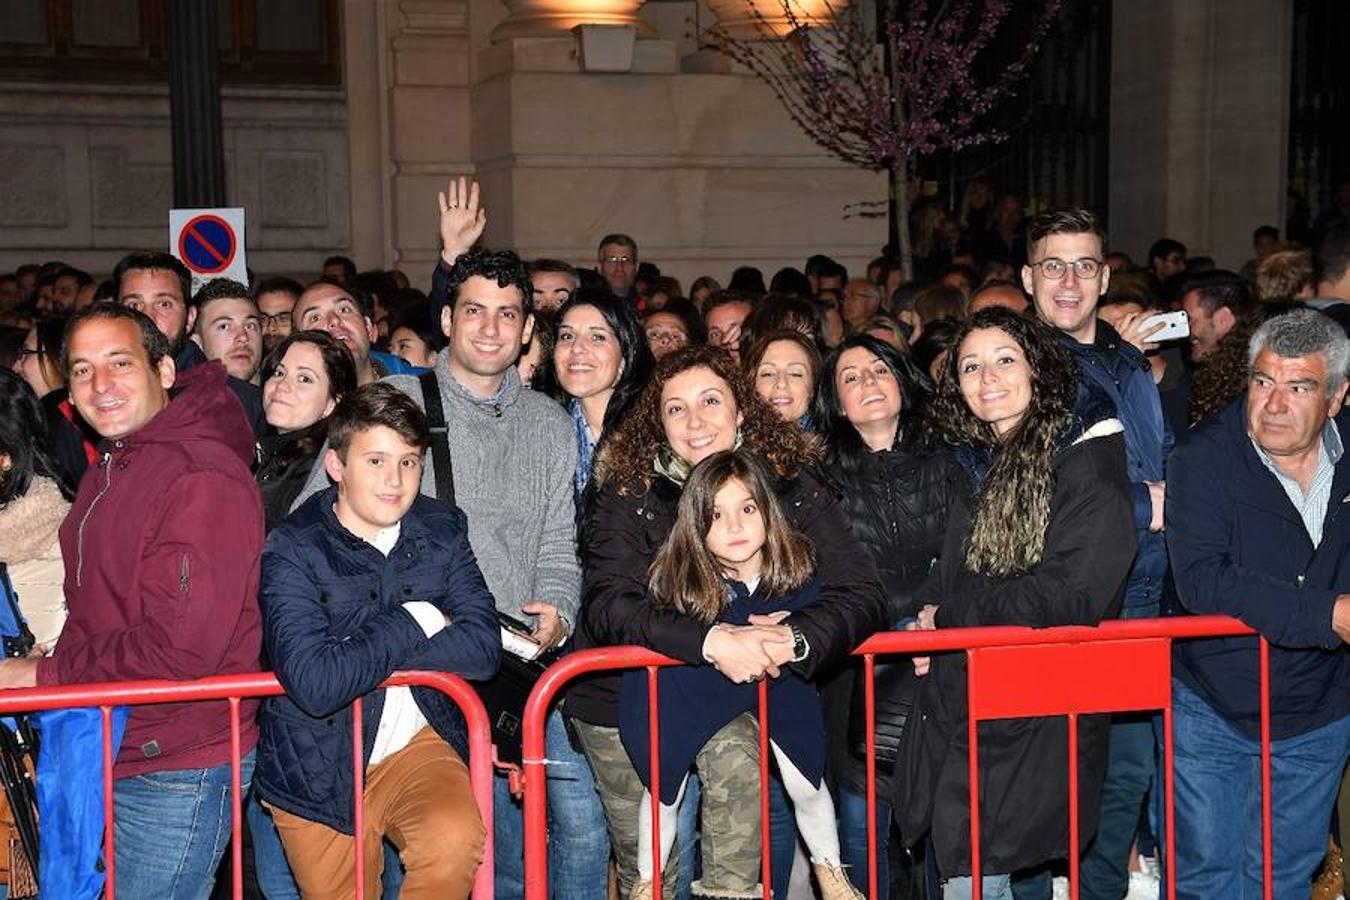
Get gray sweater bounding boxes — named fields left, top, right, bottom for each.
left=295, top=357, right=581, bottom=624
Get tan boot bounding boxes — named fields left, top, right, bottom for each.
left=1311, top=838, right=1343, bottom=900
left=629, top=880, right=654, bottom=900
left=813, top=861, right=865, bottom=900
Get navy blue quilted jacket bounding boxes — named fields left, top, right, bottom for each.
left=254, top=489, right=500, bottom=834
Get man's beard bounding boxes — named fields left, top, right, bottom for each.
left=169, top=323, right=191, bottom=358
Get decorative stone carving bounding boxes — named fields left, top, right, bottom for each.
left=90, top=146, right=172, bottom=227
left=0, top=145, right=67, bottom=226
left=259, top=151, right=329, bottom=228
left=489, top=0, right=654, bottom=43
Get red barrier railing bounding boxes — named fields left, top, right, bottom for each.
left=521, top=615, right=1268, bottom=900
left=0, top=670, right=496, bottom=900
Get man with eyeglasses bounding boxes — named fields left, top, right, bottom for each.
left=254, top=276, right=303, bottom=353
left=598, top=233, right=640, bottom=305
left=1022, top=208, right=1173, bottom=900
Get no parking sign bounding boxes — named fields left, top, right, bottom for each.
left=169, top=207, right=249, bottom=294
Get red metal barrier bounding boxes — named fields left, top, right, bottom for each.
left=0, top=670, right=496, bottom=900
left=522, top=616, right=1271, bottom=900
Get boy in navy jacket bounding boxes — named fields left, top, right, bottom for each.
left=255, top=383, right=500, bottom=898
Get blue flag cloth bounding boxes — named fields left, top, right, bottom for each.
left=34, top=706, right=130, bottom=900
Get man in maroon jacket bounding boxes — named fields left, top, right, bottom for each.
left=0, top=303, right=264, bottom=898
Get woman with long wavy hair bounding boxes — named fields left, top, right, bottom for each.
left=568, top=345, right=887, bottom=900
left=894, top=308, right=1137, bottom=900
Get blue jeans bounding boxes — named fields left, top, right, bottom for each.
left=943, top=873, right=1013, bottom=899
left=766, top=774, right=795, bottom=900
left=1172, top=679, right=1350, bottom=900
left=112, top=751, right=256, bottom=900
left=838, top=788, right=893, bottom=895
left=247, top=792, right=300, bottom=899
left=494, top=710, right=610, bottom=900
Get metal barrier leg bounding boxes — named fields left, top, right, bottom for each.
left=864, top=654, right=878, bottom=900
left=229, top=697, right=243, bottom=900
left=1259, top=639, right=1272, bottom=900
left=1067, top=712, right=1079, bottom=900
left=966, top=650, right=981, bottom=900
left=649, top=666, right=663, bottom=900
left=758, top=682, right=772, bottom=900
left=353, top=697, right=365, bottom=900
left=1163, top=695, right=1176, bottom=900
left=102, top=704, right=117, bottom=900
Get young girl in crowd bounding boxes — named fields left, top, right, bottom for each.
left=619, top=449, right=864, bottom=900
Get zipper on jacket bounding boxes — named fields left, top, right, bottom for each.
left=75, top=451, right=114, bottom=588
left=179, top=553, right=191, bottom=596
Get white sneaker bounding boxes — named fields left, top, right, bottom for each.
left=1124, top=868, right=1161, bottom=900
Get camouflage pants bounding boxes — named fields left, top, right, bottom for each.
left=573, top=714, right=764, bottom=898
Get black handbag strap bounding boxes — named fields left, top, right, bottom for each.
left=419, top=373, right=455, bottom=506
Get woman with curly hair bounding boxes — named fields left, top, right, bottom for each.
left=567, top=345, right=887, bottom=900
left=894, top=308, right=1137, bottom=900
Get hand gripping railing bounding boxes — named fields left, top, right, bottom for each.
left=0, top=670, right=496, bottom=900
left=521, top=616, right=1273, bottom=900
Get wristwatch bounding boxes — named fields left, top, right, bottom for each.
left=789, top=625, right=809, bottom=663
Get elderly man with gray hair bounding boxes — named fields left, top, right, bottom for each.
left=1166, top=308, right=1350, bottom=899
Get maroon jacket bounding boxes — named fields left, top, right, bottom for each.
left=38, top=362, right=264, bottom=778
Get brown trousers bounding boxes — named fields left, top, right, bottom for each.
left=267, top=726, right=484, bottom=899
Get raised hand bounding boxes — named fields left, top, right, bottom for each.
left=437, top=176, right=487, bottom=266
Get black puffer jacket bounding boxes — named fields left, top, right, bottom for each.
left=568, top=463, right=888, bottom=728
left=823, top=443, right=960, bottom=796
left=829, top=444, right=960, bottom=624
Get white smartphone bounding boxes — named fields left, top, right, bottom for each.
left=1140, top=310, right=1189, bottom=342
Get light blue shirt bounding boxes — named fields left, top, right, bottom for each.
left=1250, top=418, right=1343, bottom=548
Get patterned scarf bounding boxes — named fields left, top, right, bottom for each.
left=570, top=399, right=598, bottom=501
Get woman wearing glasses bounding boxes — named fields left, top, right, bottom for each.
left=894, top=308, right=1136, bottom=900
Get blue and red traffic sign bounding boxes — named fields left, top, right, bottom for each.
left=177, top=214, right=237, bottom=275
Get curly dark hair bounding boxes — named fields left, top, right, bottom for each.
left=594, top=344, right=821, bottom=495
left=926, top=307, right=1079, bottom=577
left=430, top=247, right=534, bottom=327
left=1188, top=302, right=1299, bottom=425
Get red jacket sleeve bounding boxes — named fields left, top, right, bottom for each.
left=39, top=471, right=263, bottom=685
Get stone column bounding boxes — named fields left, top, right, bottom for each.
left=1109, top=0, right=1292, bottom=269
left=168, top=1, right=226, bottom=207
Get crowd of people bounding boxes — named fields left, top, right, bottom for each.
left=0, top=176, right=1348, bottom=900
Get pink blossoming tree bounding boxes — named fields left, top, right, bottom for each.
left=706, top=0, right=1064, bottom=278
